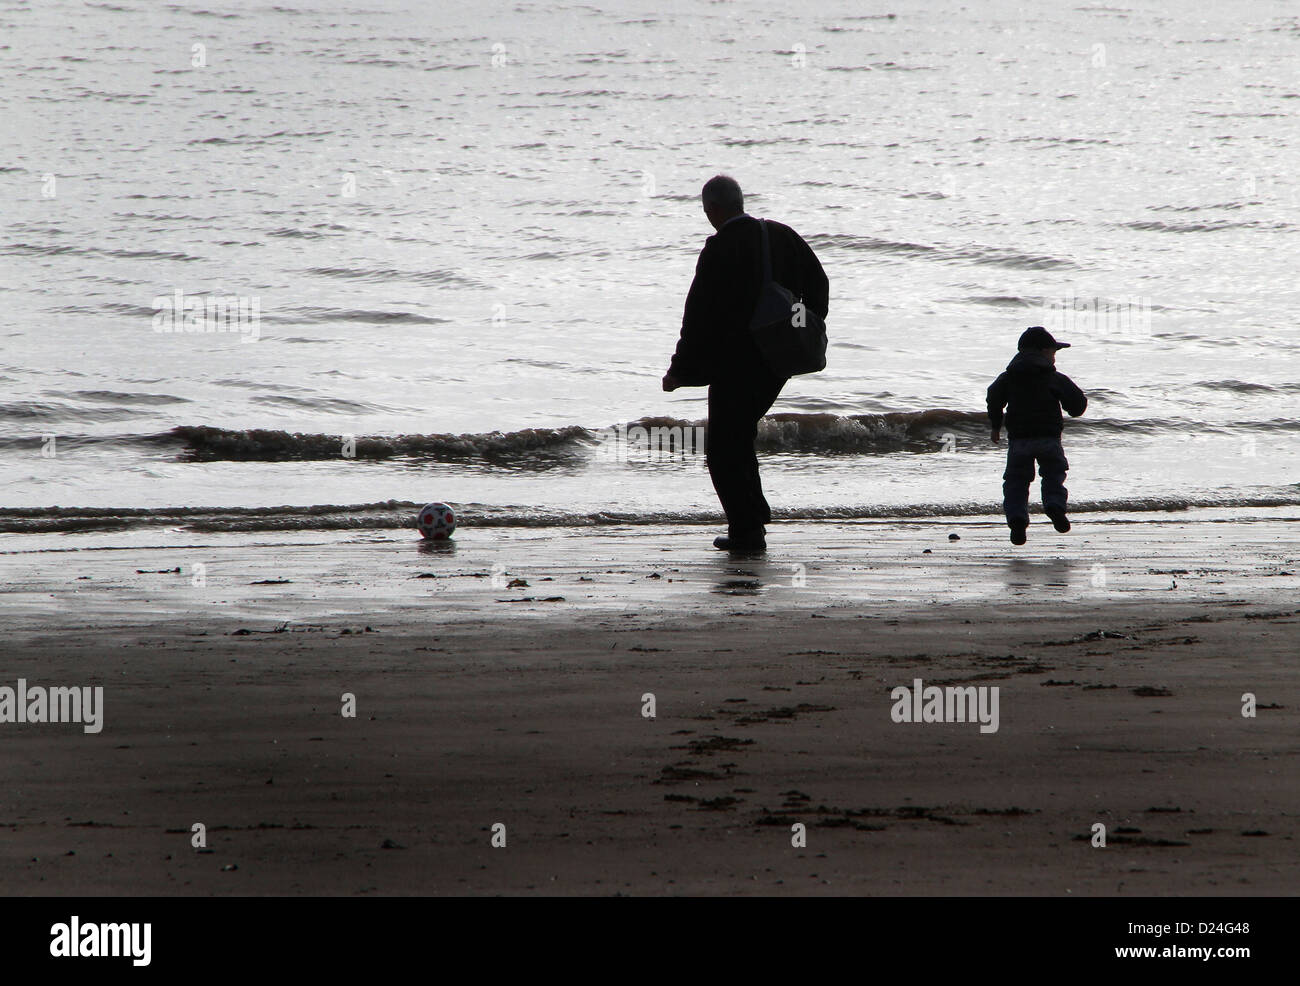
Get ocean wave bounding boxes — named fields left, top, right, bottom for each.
left=47, top=302, right=160, bottom=318
left=758, top=410, right=984, bottom=450
left=805, top=234, right=1076, bottom=271
left=0, top=401, right=145, bottom=424
left=959, top=295, right=1038, bottom=307
left=1147, top=202, right=1251, bottom=213
left=1193, top=379, right=1300, bottom=394
left=302, top=265, right=483, bottom=288
left=4, top=494, right=1300, bottom=536
left=21, top=409, right=1297, bottom=462
left=264, top=307, right=452, bottom=325
left=157, top=413, right=986, bottom=462
left=1120, top=219, right=1293, bottom=233
left=51, top=390, right=191, bottom=406
left=0, top=242, right=203, bottom=262
left=164, top=423, right=593, bottom=462
left=267, top=227, right=330, bottom=239
left=247, top=395, right=404, bottom=414
left=807, top=233, right=939, bottom=258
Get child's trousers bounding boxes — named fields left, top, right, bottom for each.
left=1003, top=436, right=1069, bottom=526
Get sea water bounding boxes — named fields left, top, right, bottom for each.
left=3, top=0, right=1298, bottom=536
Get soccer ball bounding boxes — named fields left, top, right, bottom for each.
left=417, top=502, right=456, bottom=540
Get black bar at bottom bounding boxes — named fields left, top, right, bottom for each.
left=0, top=896, right=1287, bottom=974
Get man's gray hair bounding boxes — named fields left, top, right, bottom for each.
left=701, top=174, right=743, bottom=213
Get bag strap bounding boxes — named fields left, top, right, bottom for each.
left=757, top=218, right=773, bottom=283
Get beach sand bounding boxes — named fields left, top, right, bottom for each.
left=1, top=512, right=1297, bottom=896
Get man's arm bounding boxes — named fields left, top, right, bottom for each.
left=1054, top=372, right=1087, bottom=417
left=666, top=238, right=723, bottom=388
left=987, top=373, right=1008, bottom=441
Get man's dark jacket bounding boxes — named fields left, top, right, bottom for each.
left=668, top=215, right=828, bottom=385
left=986, top=351, right=1088, bottom=439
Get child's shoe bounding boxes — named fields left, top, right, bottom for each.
left=1046, top=511, right=1071, bottom=533
left=1009, top=521, right=1027, bottom=545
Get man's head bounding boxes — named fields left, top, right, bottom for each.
left=1018, top=325, right=1070, bottom=361
left=701, top=174, right=744, bottom=230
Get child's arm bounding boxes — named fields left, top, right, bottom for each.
left=1054, top=372, right=1087, bottom=417
left=986, top=373, right=1008, bottom=443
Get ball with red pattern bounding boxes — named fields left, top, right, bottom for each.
left=417, top=502, right=456, bottom=540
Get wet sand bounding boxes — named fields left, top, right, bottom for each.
left=1, top=514, right=1297, bottom=895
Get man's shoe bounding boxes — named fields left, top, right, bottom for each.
left=713, top=531, right=766, bottom=552
left=1009, top=522, right=1027, bottom=546
left=1046, top=512, right=1071, bottom=533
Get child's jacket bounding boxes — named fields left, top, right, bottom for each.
left=987, top=352, right=1087, bottom=439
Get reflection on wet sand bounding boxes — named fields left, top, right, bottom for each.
left=1001, top=555, right=1077, bottom=593
left=711, top=556, right=769, bottom=596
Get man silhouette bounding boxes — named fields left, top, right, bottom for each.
left=662, top=175, right=828, bottom=551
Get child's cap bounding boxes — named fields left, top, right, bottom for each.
left=1018, top=326, right=1071, bottom=351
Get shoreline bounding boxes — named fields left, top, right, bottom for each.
left=1, top=517, right=1296, bottom=896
